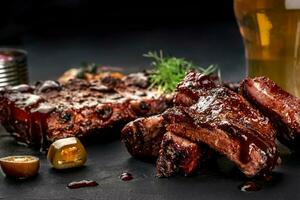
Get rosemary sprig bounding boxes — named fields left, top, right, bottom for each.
left=144, top=50, right=218, bottom=93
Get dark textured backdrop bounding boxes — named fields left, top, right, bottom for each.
left=0, top=0, right=235, bottom=41
left=0, top=0, right=245, bottom=82
left=1, top=2, right=298, bottom=200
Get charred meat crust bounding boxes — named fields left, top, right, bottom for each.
left=0, top=74, right=171, bottom=148
left=170, top=72, right=279, bottom=176
left=121, top=115, right=166, bottom=159
left=156, top=132, right=200, bottom=177
left=122, top=71, right=280, bottom=177
left=163, top=106, right=278, bottom=177
left=240, top=77, right=300, bottom=150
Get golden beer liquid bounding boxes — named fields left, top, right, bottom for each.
left=234, top=0, right=300, bottom=96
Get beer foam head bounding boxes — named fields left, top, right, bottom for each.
left=285, top=0, right=300, bottom=9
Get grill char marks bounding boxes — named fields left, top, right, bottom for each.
left=241, top=77, right=300, bottom=150
left=0, top=73, right=171, bottom=148
left=156, top=132, right=200, bottom=177
left=121, top=115, right=166, bottom=159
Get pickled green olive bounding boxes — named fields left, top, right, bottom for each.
left=47, top=137, right=87, bottom=169
left=0, top=155, right=40, bottom=179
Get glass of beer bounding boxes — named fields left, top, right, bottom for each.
left=234, top=0, right=300, bottom=96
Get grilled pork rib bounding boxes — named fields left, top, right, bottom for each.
left=241, top=77, right=300, bottom=150
left=0, top=74, right=171, bottom=149
left=156, top=132, right=200, bottom=177
left=121, top=115, right=166, bottom=159
left=122, top=71, right=280, bottom=177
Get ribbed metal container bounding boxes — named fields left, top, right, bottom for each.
left=0, top=48, right=29, bottom=87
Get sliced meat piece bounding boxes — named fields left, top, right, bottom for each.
left=121, top=115, right=166, bottom=159
left=0, top=74, right=171, bottom=149
left=240, top=76, right=300, bottom=150
left=169, top=72, right=279, bottom=177
left=156, top=132, right=200, bottom=177
left=163, top=106, right=278, bottom=177
left=122, top=71, right=279, bottom=177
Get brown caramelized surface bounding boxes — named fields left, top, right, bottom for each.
left=156, top=132, right=200, bottom=177
left=164, top=71, right=279, bottom=176
left=0, top=73, right=171, bottom=148
left=241, top=77, right=300, bottom=149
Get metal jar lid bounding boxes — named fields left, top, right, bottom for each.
left=0, top=48, right=29, bottom=87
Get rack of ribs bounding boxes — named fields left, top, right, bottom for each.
left=241, top=76, right=300, bottom=151
left=122, top=71, right=280, bottom=177
left=0, top=73, right=172, bottom=150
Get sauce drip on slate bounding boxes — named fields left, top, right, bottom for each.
left=120, top=172, right=133, bottom=181
left=239, top=181, right=261, bottom=192
left=67, top=180, right=98, bottom=189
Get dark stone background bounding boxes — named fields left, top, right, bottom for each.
left=0, top=0, right=245, bottom=82
left=5, top=1, right=296, bottom=200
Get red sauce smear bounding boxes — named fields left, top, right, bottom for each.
left=67, top=180, right=98, bottom=189
left=120, top=172, right=133, bottom=181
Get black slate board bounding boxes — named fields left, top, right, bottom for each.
left=0, top=126, right=299, bottom=200
left=0, top=21, right=297, bottom=200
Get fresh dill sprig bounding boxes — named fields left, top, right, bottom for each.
left=144, top=50, right=218, bottom=93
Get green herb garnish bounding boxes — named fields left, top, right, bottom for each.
left=144, top=50, right=218, bottom=93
